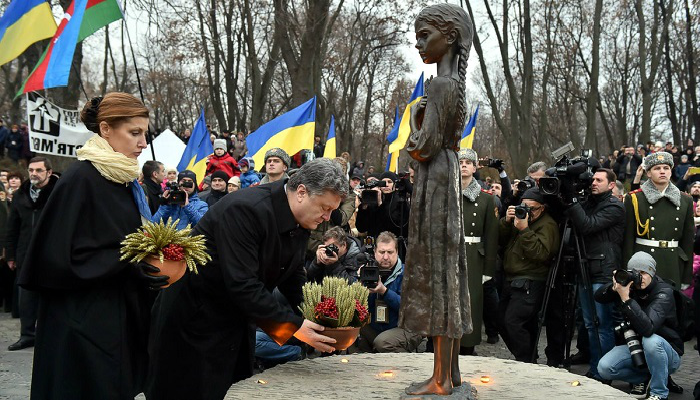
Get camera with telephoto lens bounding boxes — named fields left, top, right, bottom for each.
left=615, top=320, right=647, bottom=368
left=359, top=180, right=388, bottom=208
left=614, top=269, right=642, bottom=287
left=165, top=181, right=188, bottom=206
left=324, top=243, right=339, bottom=258
left=537, top=143, right=594, bottom=203
left=514, top=204, right=531, bottom=220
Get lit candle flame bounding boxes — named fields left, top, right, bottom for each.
left=377, top=370, right=395, bottom=378
left=571, top=381, right=580, bottom=387
left=257, top=379, right=267, bottom=385
left=480, top=376, right=491, bottom=383
left=341, top=358, right=349, bottom=363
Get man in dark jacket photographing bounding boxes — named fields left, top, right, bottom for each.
left=596, top=252, right=682, bottom=400
left=564, top=168, right=624, bottom=380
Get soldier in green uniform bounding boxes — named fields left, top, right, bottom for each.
left=623, top=151, right=694, bottom=288
left=457, top=149, right=498, bottom=354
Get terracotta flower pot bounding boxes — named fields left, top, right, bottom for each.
left=322, top=326, right=361, bottom=351
left=146, top=255, right=186, bottom=288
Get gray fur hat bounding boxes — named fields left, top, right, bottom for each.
left=626, top=251, right=656, bottom=277
left=643, top=151, right=674, bottom=170
left=264, top=148, right=291, bottom=168
left=458, top=148, right=478, bottom=164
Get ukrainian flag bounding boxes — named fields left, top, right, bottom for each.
left=385, top=107, right=400, bottom=171
left=323, top=115, right=336, bottom=158
left=0, top=0, right=57, bottom=67
left=177, top=109, right=213, bottom=184
left=459, top=105, right=479, bottom=149
left=386, top=73, right=424, bottom=172
left=246, top=97, right=316, bottom=168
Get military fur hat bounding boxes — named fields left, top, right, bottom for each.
left=458, top=148, right=478, bottom=164
left=264, top=148, right=291, bottom=168
left=643, top=151, right=674, bottom=170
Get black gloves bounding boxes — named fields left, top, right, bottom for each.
left=133, top=261, right=170, bottom=290
left=488, top=159, right=505, bottom=173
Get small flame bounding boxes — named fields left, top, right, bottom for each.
left=377, top=370, right=395, bottom=378
left=571, top=380, right=580, bottom=387
left=480, top=376, right=491, bottom=383
left=257, top=379, right=267, bottom=385
left=341, top=358, right=349, bottom=363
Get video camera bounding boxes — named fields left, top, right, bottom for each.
left=517, top=176, right=536, bottom=193
left=357, top=237, right=379, bottom=288
left=165, top=181, right=193, bottom=206
left=537, top=142, right=594, bottom=203
left=359, top=180, right=387, bottom=207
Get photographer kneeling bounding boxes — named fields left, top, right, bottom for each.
left=306, top=227, right=362, bottom=283
left=151, top=170, right=208, bottom=229
left=596, top=252, right=682, bottom=400
left=356, top=232, right=422, bottom=353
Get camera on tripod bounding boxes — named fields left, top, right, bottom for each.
left=615, top=320, right=646, bottom=368
left=537, top=142, right=594, bottom=202
left=165, top=181, right=191, bottom=206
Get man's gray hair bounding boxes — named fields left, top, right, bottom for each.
left=288, top=158, right=349, bottom=197
left=526, top=161, right=547, bottom=175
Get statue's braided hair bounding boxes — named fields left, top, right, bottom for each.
left=416, top=4, right=474, bottom=131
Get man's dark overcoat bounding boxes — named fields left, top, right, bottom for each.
left=146, top=179, right=308, bottom=400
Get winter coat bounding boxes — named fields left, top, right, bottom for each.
left=595, top=277, right=683, bottom=356
left=614, top=154, right=643, bottom=181
left=0, top=125, right=8, bottom=148
left=675, top=162, right=692, bottom=182
left=499, top=211, right=560, bottom=281
left=5, top=130, right=22, bottom=161
left=231, top=138, right=248, bottom=160
left=205, top=189, right=227, bottom=208
left=151, top=193, right=208, bottom=229
left=565, top=191, right=625, bottom=283
left=240, top=170, right=261, bottom=188
left=306, top=237, right=362, bottom=283
left=368, top=259, right=404, bottom=334
left=6, top=175, right=58, bottom=269
left=20, top=128, right=33, bottom=159
left=141, top=178, right=163, bottom=216
left=206, top=153, right=240, bottom=178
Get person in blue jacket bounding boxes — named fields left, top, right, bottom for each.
left=239, top=158, right=260, bottom=188
left=151, top=170, right=208, bottom=229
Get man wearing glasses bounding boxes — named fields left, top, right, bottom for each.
left=6, top=156, right=58, bottom=350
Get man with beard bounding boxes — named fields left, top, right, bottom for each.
left=6, top=157, right=58, bottom=350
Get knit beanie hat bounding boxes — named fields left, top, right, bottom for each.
left=379, top=171, right=398, bottom=181
left=626, top=251, right=656, bottom=277
left=211, top=170, right=230, bottom=182
left=214, top=139, right=227, bottom=151
left=177, top=170, right=198, bottom=190
left=521, top=187, right=545, bottom=204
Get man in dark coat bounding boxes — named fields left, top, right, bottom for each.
left=614, top=146, right=643, bottom=189
left=6, top=157, right=57, bottom=350
left=141, top=160, right=164, bottom=215
left=146, top=158, right=348, bottom=400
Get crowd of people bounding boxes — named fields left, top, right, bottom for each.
left=0, top=92, right=698, bottom=400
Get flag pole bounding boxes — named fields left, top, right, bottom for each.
left=121, top=7, right=156, bottom=160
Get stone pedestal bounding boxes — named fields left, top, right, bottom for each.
left=227, top=353, right=632, bottom=399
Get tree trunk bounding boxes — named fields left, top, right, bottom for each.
left=585, top=0, right=603, bottom=150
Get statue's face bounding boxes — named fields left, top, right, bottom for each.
left=415, top=20, right=451, bottom=64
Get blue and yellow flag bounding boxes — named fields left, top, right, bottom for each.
left=177, top=109, right=213, bottom=184
left=246, top=97, right=316, bottom=168
left=323, top=115, right=336, bottom=158
left=386, top=73, right=424, bottom=172
left=459, top=105, right=479, bottom=149
left=385, top=107, right=400, bottom=171
left=0, top=0, right=57, bottom=67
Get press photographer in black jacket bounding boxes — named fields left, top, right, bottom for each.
left=596, top=251, right=682, bottom=400
left=563, top=168, right=624, bottom=380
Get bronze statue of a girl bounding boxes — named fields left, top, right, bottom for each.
left=399, top=3, right=474, bottom=396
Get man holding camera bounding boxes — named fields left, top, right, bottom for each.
left=615, top=146, right=643, bottom=190
left=498, top=187, right=560, bottom=362
left=596, top=252, right=682, bottom=400
left=357, top=231, right=422, bottom=353
left=306, top=226, right=362, bottom=283
left=623, top=152, right=694, bottom=289
left=564, top=168, right=624, bottom=381
left=151, top=170, right=208, bottom=230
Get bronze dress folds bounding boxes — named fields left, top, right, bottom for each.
left=398, top=77, right=472, bottom=339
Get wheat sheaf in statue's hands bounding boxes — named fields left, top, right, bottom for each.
left=119, top=218, right=211, bottom=274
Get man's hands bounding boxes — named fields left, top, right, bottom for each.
left=369, top=279, right=387, bottom=295
left=293, top=319, right=336, bottom=353
left=612, top=271, right=633, bottom=302
left=514, top=212, right=529, bottom=231
left=315, top=245, right=339, bottom=266
left=7, top=260, right=15, bottom=271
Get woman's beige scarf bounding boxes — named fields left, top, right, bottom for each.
left=76, top=135, right=140, bottom=184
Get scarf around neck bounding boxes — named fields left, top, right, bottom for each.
left=77, top=135, right=152, bottom=221
left=462, top=178, right=482, bottom=202
left=641, top=179, right=681, bottom=208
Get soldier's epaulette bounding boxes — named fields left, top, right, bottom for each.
left=481, top=188, right=493, bottom=195
left=629, top=189, right=642, bottom=195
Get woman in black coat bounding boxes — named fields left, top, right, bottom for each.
left=18, top=93, right=168, bottom=399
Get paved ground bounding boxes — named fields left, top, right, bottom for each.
left=0, top=311, right=697, bottom=399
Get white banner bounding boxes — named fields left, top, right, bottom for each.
left=25, top=92, right=93, bottom=158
